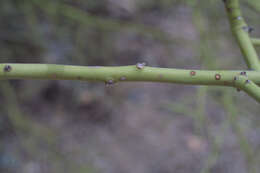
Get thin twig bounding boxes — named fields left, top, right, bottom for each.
left=251, top=38, right=260, bottom=46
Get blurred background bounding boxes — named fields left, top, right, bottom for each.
left=0, top=0, right=260, bottom=172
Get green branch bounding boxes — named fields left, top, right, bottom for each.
left=224, top=0, right=260, bottom=70
left=1, top=1, right=259, bottom=103
left=1, top=63, right=260, bottom=87
left=251, top=38, right=260, bottom=46
left=234, top=74, right=260, bottom=102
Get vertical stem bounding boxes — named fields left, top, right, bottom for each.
left=224, top=0, right=260, bottom=70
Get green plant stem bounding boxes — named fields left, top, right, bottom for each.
left=224, top=0, right=260, bottom=70
left=251, top=38, right=260, bottom=46
left=1, top=63, right=260, bottom=86
left=234, top=75, right=260, bottom=102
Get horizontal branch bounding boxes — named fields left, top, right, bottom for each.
left=1, top=63, right=260, bottom=87
left=251, top=38, right=260, bottom=46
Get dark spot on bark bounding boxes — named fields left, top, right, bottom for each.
left=190, top=71, right=196, bottom=76
left=3, top=65, right=12, bottom=72
left=215, top=74, right=221, bottom=80
left=248, top=27, right=254, bottom=33
left=240, top=71, right=246, bottom=75
left=242, top=26, right=254, bottom=33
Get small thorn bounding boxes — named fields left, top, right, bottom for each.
left=240, top=71, right=247, bottom=76
left=136, top=62, right=146, bottom=70
left=245, top=79, right=250, bottom=84
left=248, top=27, right=254, bottom=33
left=242, top=26, right=254, bottom=33
left=3, top=65, right=12, bottom=72
left=105, top=79, right=115, bottom=87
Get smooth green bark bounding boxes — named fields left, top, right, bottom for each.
left=223, top=0, right=260, bottom=103
left=1, top=0, right=260, bottom=103
left=224, top=0, right=260, bottom=70
left=1, top=63, right=260, bottom=86
left=234, top=75, right=260, bottom=102
left=251, top=38, right=260, bottom=46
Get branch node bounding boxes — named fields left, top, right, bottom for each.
left=240, top=71, right=247, bottom=76
left=105, top=79, right=116, bottom=87
left=136, top=62, right=146, bottom=70
left=3, top=65, right=12, bottom=72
